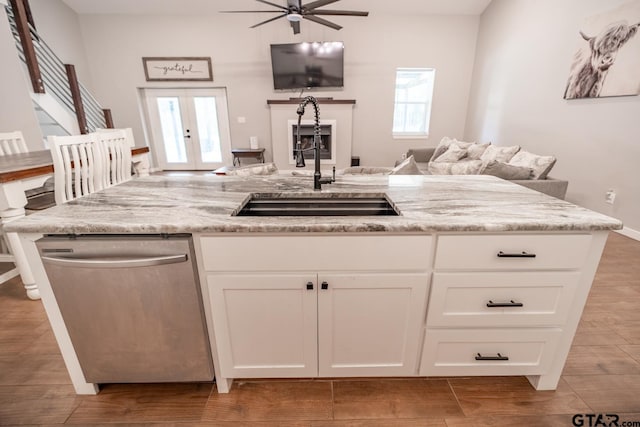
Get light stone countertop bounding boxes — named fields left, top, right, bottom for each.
left=5, top=174, right=623, bottom=234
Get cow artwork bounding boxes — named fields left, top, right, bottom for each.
left=564, top=20, right=640, bottom=99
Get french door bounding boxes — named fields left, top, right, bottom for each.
left=144, top=88, right=232, bottom=170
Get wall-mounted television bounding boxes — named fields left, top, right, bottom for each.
left=270, top=41, right=344, bottom=90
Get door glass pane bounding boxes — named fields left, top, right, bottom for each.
left=157, top=97, right=187, bottom=163
left=193, top=97, right=222, bottom=163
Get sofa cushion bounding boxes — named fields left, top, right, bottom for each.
left=480, top=145, right=520, bottom=163
left=508, top=150, right=556, bottom=180
left=428, top=160, right=483, bottom=175
left=479, top=160, right=533, bottom=180
left=466, top=142, right=491, bottom=160
left=433, top=143, right=468, bottom=162
left=391, top=155, right=423, bottom=175
left=430, top=137, right=474, bottom=162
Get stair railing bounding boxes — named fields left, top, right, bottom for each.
left=5, top=0, right=110, bottom=133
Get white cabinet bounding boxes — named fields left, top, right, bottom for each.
left=198, top=231, right=607, bottom=393
left=207, top=273, right=318, bottom=378
left=201, top=235, right=433, bottom=381
left=420, top=232, right=605, bottom=390
left=317, top=273, right=428, bottom=377
left=208, top=272, right=428, bottom=378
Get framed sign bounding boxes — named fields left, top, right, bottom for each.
left=142, top=57, right=213, bottom=82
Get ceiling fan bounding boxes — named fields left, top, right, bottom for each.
left=221, top=0, right=369, bottom=34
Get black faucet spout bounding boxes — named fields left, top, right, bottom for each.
left=294, top=96, right=335, bottom=191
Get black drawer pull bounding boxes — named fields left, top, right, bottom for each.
left=486, top=300, right=524, bottom=308
left=321, top=281, right=329, bottom=290
left=306, top=282, right=314, bottom=290
left=497, top=251, right=536, bottom=258
left=475, top=353, right=509, bottom=361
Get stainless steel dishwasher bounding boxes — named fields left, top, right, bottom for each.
left=36, top=234, right=214, bottom=384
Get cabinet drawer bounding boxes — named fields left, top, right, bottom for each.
left=420, top=328, right=562, bottom=376
left=200, top=235, right=432, bottom=271
left=434, top=234, right=592, bottom=270
left=427, top=272, right=580, bottom=327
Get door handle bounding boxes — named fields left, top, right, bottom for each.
left=475, top=353, right=509, bottom=361
left=184, top=129, right=191, bottom=138
left=41, top=254, right=188, bottom=269
left=486, top=300, right=524, bottom=308
left=497, top=251, right=536, bottom=258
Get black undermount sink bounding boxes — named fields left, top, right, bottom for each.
left=234, top=193, right=400, bottom=217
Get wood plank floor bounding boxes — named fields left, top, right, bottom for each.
left=1, top=232, right=639, bottom=426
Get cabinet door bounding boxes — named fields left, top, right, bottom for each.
left=207, top=273, right=318, bottom=378
left=317, top=273, right=429, bottom=377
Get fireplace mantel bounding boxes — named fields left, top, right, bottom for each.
left=267, top=99, right=356, bottom=105
left=268, top=99, right=355, bottom=171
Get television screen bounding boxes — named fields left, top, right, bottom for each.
left=270, top=42, right=344, bottom=90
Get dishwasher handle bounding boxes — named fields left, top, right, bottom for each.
left=41, top=254, right=188, bottom=269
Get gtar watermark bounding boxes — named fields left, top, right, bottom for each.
left=572, top=414, right=640, bottom=427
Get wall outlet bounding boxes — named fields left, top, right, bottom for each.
left=605, top=189, right=616, bottom=205
left=401, top=152, right=407, bottom=160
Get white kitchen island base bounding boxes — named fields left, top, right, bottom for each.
left=198, top=231, right=607, bottom=394
left=6, top=174, right=621, bottom=395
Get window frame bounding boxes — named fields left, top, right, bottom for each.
left=392, top=67, right=436, bottom=140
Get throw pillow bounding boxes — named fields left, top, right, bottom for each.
left=429, top=137, right=456, bottom=162
left=508, top=150, right=557, bottom=180
left=433, top=143, right=468, bottom=162
left=479, top=160, right=533, bottom=180
left=390, top=155, right=423, bottom=175
left=480, top=145, right=521, bottom=163
left=466, top=142, right=491, bottom=160
left=429, top=137, right=474, bottom=162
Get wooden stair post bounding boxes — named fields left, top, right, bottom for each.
left=9, top=0, right=44, bottom=93
left=102, top=109, right=114, bottom=128
left=65, top=64, right=88, bottom=134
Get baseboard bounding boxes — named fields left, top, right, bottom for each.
left=615, top=227, right=640, bottom=242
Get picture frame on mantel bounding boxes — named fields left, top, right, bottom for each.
left=142, top=57, right=213, bottom=82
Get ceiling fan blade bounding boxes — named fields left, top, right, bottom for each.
left=255, top=0, right=288, bottom=11
left=303, top=0, right=340, bottom=11
left=220, top=10, right=286, bottom=13
left=303, top=14, right=342, bottom=30
left=290, top=20, right=301, bottom=34
left=306, top=9, right=368, bottom=16
left=250, top=12, right=288, bottom=28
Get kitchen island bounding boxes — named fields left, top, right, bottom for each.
left=5, top=174, right=622, bottom=395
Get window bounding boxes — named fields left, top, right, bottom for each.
left=392, top=68, right=435, bottom=138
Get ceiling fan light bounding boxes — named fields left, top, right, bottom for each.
left=286, top=13, right=303, bottom=22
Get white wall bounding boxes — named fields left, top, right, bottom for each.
left=465, top=0, right=640, bottom=233
left=68, top=12, right=479, bottom=166
left=0, top=0, right=43, bottom=150
left=29, top=0, right=93, bottom=89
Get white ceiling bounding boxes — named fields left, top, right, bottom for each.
left=61, top=0, right=493, bottom=16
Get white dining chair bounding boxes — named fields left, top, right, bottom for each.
left=0, top=130, right=29, bottom=155
left=0, top=131, right=29, bottom=283
left=48, top=134, right=106, bottom=205
left=96, top=128, right=133, bottom=187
